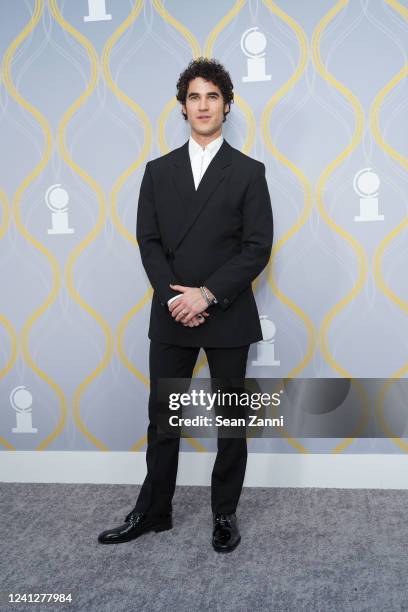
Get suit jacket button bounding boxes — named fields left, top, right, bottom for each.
left=223, top=298, right=229, bottom=304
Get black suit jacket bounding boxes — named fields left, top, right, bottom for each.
left=136, top=138, right=273, bottom=347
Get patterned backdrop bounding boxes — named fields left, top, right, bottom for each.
left=0, top=0, right=407, bottom=456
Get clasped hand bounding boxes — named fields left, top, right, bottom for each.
left=168, top=284, right=209, bottom=328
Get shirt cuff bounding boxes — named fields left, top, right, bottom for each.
left=167, top=294, right=183, bottom=306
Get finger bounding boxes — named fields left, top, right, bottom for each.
left=168, top=298, right=182, bottom=313
left=183, top=316, right=201, bottom=327
left=186, top=307, right=206, bottom=323
left=169, top=284, right=185, bottom=291
left=172, top=304, right=186, bottom=318
left=176, top=310, right=189, bottom=322
left=182, top=312, right=195, bottom=324
left=178, top=307, right=194, bottom=322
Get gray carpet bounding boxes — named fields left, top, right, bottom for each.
left=1, top=483, right=408, bottom=612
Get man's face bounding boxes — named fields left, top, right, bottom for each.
left=181, top=77, right=229, bottom=138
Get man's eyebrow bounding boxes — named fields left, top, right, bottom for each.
left=187, top=91, right=220, bottom=97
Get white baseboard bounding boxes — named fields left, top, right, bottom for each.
left=1, top=451, right=408, bottom=489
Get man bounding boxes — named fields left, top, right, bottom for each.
left=98, top=58, right=273, bottom=552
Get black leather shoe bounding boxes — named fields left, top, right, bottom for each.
left=212, top=513, right=241, bottom=553
left=98, top=509, right=172, bottom=544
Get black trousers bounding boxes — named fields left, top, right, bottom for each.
left=134, top=340, right=250, bottom=517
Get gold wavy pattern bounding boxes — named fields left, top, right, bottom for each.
left=1, top=33, right=25, bottom=452
left=1, top=1, right=403, bottom=457
left=152, top=0, right=201, bottom=58
left=204, top=0, right=246, bottom=56
left=371, top=0, right=408, bottom=316
left=372, top=208, right=408, bottom=314
left=0, top=308, right=18, bottom=449
left=256, top=0, right=315, bottom=454
left=372, top=0, right=408, bottom=451
left=50, top=0, right=115, bottom=451
left=312, top=0, right=368, bottom=378
left=1, top=0, right=70, bottom=451
left=101, top=0, right=152, bottom=395
left=370, top=0, right=408, bottom=172
left=311, top=0, right=372, bottom=453
left=0, top=187, right=19, bottom=429
left=100, top=4, right=148, bottom=450
left=0, top=188, right=10, bottom=240
left=261, top=0, right=316, bottom=376
left=376, top=377, right=408, bottom=453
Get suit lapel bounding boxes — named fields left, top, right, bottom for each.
left=171, top=138, right=232, bottom=250
left=171, top=140, right=196, bottom=211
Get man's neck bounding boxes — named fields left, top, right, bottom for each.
left=190, top=130, right=222, bottom=149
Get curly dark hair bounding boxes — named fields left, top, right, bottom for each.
left=176, top=57, right=234, bottom=122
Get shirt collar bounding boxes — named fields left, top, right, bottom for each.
left=189, top=134, right=224, bottom=158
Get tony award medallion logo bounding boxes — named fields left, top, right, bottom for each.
left=46, top=184, right=74, bottom=235
left=241, top=27, right=271, bottom=83
left=84, top=0, right=112, bottom=22
left=353, top=168, right=384, bottom=222
left=10, top=386, right=38, bottom=434
left=252, top=316, right=280, bottom=366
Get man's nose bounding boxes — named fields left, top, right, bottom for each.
left=198, top=98, right=209, bottom=110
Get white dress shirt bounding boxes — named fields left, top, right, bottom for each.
left=189, top=133, right=224, bottom=190
left=167, top=134, right=223, bottom=308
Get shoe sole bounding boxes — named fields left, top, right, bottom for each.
left=212, top=535, right=241, bottom=553
left=154, top=522, right=172, bottom=533
left=98, top=521, right=172, bottom=544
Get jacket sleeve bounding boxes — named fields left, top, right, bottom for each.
left=136, top=162, right=180, bottom=307
left=204, top=162, right=273, bottom=311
